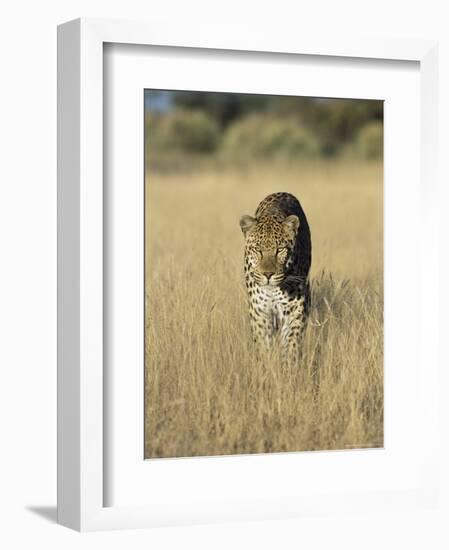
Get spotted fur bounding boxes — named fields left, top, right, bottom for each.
left=239, top=192, right=311, bottom=363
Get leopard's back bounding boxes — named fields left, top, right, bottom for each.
left=255, top=192, right=311, bottom=279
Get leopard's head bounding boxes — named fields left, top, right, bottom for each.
left=239, top=214, right=299, bottom=286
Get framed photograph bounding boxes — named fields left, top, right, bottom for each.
left=57, top=18, right=440, bottom=531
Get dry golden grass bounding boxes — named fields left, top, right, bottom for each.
left=144, top=160, right=383, bottom=458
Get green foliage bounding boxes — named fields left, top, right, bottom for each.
left=171, top=92, right=383, bottom=156
left=353, top=121, right=383, bottom=159
left=147, top=109, right=220, bottom=153
left=173, top=91, right=270, bottom=128
left=145, top=92, right=384, bottom=162
left=269, top=97, right=383, bottom=156
left=221, top=114, right=319, bottom=159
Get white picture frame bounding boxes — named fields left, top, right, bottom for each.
left=57, top=17, right=439, bottom=531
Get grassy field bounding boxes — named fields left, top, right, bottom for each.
left=144, top=160, right=383, bottom=458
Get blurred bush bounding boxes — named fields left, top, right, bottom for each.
left=145, top=92, right=384, bottom=169
left=291, top=99, right=383, bottom=157
left=173, top=91, right=271, bottom=128
left=147, top=109, right=220, bottom=153
left=173, top=93, right=383, bottom=157
left=221, top=114, right=319, bottom=159
left=353, top=122, right=383, bottom=160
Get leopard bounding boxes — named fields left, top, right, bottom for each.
left=239, top=192, right=312, bottom=364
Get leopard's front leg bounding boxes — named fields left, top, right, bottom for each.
left=249, top=300, right=276, bottom=355
left=280, top=295, right=307, bottom=365
left=246, top=280, right=278, bottom=356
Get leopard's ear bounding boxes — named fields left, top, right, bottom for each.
left=239, top=215, right=257, bottom=236
left=282, top=215, right=300, bottom=238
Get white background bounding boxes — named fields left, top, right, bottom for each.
left=0, top=0, right=448, bottom=548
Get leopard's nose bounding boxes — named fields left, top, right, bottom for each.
left=264, top=271, right=275, bottom=280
